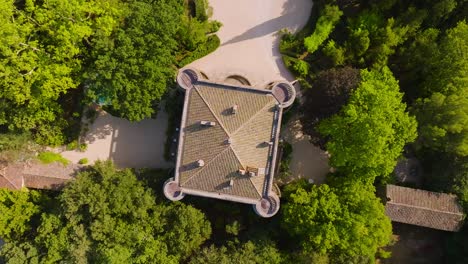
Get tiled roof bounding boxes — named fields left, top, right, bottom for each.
left=0, top=161, right=80, bottom=191
left=0, top=163, right=24, bottom=190
left=177, top=83, right=281, bottom=200
left=385, top=185, right=464, bottom=231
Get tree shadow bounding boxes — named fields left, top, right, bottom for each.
left=83, top=113, right=115, bottom=144
left=223, top=12, right=297, bottom=46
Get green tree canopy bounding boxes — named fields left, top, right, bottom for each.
left=0, top=161, right=211, bottom=263
left=86, top=0, right=183, bottom=121
left=301, top=66, right=361, bottom=147
left=189, top=240, right=283, bottom=264
left=0, top=0, right=123, bottom=145
left=304, top=5, right=343, bottom=54
left=0, top=189, right=41, bottom=241
left=318, top=67, right=417, bottom=180
left=282, top=179, right=392, bottom=261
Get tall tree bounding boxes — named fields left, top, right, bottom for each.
left=411, top=22, right=468, bottom=156
left=301, top=66, right=361, bottom=148
left=0, top=161, right=211, bottom=263
left=319, top=67, right=417, bottom=181
left=282, top=179, right=392, bottom=262
left=86, top=0, right=183, bottom=121
left=0, top=0, right=124, bottom=145
left=0, top=189, right=41, bottom=241
left=189, top=240, right=283, bottom=264
left=304, top=5, right=343, bottom=54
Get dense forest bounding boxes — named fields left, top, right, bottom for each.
left=281, top=0, right=467, bottom=262
left=0, top=0, right=220, bottom=145
left=1, top=0, right=467, bottom=263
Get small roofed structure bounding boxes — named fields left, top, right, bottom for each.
left=164, top=67, right=294, bottom=217
left=385, top=185, right=464, bottom=232
left=0, top=161, right=81, bottom=191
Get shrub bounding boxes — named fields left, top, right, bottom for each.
left=0, top=132, right=31, bottom=152
left=37, top=152, right=69, bottom=166
left=66, top=140, right=78, bottom=150
left=293, top=60, right=310, bottom=77
left=78, top=158, right=88, bottom=165
left=178, top=35, right=220, bottom=66
left=323, top=40, right=346, bottom=66
left=194, top=0, right=209, bottom=21
left=304, top=5, right=343, bottom=54
left=79, top=144, right=88, bottom=152
left=207, top=20, right=223, bottom=33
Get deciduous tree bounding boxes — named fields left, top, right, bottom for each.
left=318, top=67, right=417, bottom=180
left=282, top=180, right=392, bottom=261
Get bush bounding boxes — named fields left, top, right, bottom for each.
left=293, top=60, right=310, bottom=77
left=79, top=144, right=88, bottom=152
left=194, top=0, right=209, bottom=21
left=0, top=132, right=36, bottom=162
left=279, top=142, right=293, bottom=180
left=66, top=140, right=78, bottom=150
left=304, top=5, right=343, bottom=54
left=0, top=132, right=31, bottom=152
left=37, top=152, right=69, bottom=166
left=34, top=124, right=66, bottom=147
left=78, top=158, right=88, bottom=165
left=207, top=20, right=223, bottom=33
left=323, top=40, right=346, bottom=66
left=178, top=35, right=220, bottom=66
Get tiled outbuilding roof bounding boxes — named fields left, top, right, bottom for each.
left=0, top=161, right=80, bottom=191
left=385, top=185, right=464, bottom=231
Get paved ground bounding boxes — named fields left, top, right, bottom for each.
left=61, top=107, right=171, bottom=169
left=189, top=0, right=329, bottom=182
left=189, top=0, right=312, bottom=86
left=62, top=0, right=327, bottom=177
left=282, top=115, right=329, bottom=184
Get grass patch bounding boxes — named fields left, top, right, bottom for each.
left=78, top=158, right=88, bottom=165
left=37, top=152, right=69, bottom=166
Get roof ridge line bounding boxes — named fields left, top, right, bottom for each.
left=183, top=147, right=261, bottom=200
left=229, top=145, right=264, bottom=198
left=228, top=146, right=246, bottom=170
left=387, top=201, right=463, bottom=215
left=230, top=98, right=276, bottom=136
left=194, top=87, right=231, bottom=137
left=0, top=166, right=23, bottom=189
left=181, top=147, right=231, bottom=186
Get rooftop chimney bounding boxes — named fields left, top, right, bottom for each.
left=197, top=160, right=205, bottom=167
left=231, top=104, right=238, bottom=114
left=200, top=120, right=216, bottom=126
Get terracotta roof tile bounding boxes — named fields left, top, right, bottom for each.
left=23, top=174, right=70, bottom=190
left=385, top=185, right=464, bottom=231
left=179, top=89, right=229, bottom=184
left=183, top=148, right=260, bottom=199
left=197, top=85, right=273, bottom=133
left=177, top=82, right=281, bottom=201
